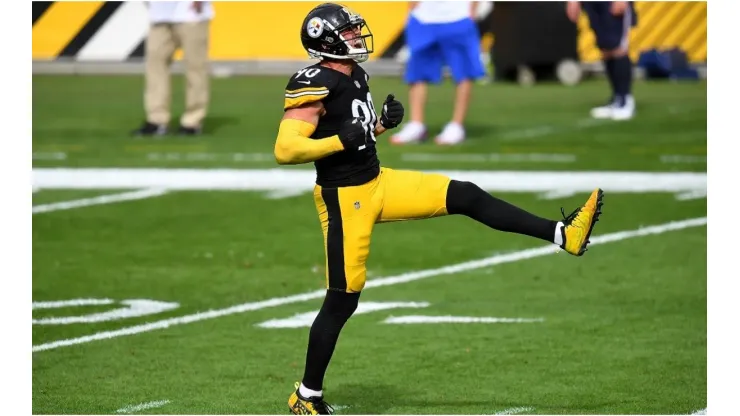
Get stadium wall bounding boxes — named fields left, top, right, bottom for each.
left=32, top=1, right=706, bottom=71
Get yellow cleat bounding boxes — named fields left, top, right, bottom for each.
left=288, top=382, right=334, bottom=415
left=560, top=188, right=604, bottom=256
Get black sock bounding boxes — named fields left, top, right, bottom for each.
left=446, top=180, right=558, bottom=243
left=604, top=57, right=617, bottom=99
left=612, top=55, right=633, bottom=101
left=301, top=290, right=360, bottom=392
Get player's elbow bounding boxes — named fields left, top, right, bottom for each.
left=274, top=143, right=293, bottom=165
left=274, top=140, right=302, bottom=165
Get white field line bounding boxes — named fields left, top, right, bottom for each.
left=675, top=190, right=708, bottom=201
left=499, top=125, right=557, bottom=140
left=31, top=168, right=707, bottom=196
left=264, top=188, right=309, bottom=200
left=499, top=118, right=610, bottom=141
left=383, top=316, right=544, bottom=324
left=258, top=301, right=430, bottom=328
left=32, top=298, right=114, bottom=309
left=538, top=190, right=577, bottom=200
left=32, top=188, right=169, bottom=214
left=31, top=217, right=707, bottom=353
left=660, top=155, right=707, bottom=164
left=33, top=152, right=67, bottom=160
left=494, top=406, right=535, bottom=415
left=33, top=299, right=180, bottom=325
left=147, top=152, right=276, bottom=162
left=400, top=153, right=576, bottom=164
left=115, top=399, right=170, bottom=414
left=691, top=408, right=706, bottom=415
left=498, top=104, right=701, bottom=142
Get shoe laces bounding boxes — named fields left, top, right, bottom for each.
left=561, top=206, right=581, bottom=224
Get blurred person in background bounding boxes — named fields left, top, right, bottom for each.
left=133, top=1, right=213, bottom=137
left=391, top=1, right=485, bottom=146
left=567, top=1, right=637, bottom=120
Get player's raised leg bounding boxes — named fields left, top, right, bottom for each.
left=446, top=180, right=603, bottom=255
left=377, top=168, right=604, bottom=256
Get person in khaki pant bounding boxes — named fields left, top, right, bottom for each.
left=133, top=1, right=213, bottom=137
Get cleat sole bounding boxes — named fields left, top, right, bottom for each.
left=577, top=188, right=604, bottom=256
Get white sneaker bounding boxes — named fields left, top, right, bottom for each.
left=590, top=100, right=615, bottom=119
left=611, top=95, right=635, bottom=121
left=435, top=122, right=465, bottom=145
left=390, top=121, right=426, bottom=145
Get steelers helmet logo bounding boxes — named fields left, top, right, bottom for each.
left=307, top=17, right=324, bottom=38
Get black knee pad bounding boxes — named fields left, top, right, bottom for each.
left=446, top=180, right=485, bottom=215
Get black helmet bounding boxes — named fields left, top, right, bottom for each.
left=300, top=3, right=374, bottom=63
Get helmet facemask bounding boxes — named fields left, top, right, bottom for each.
left=334, top=20, right=374, bottom=63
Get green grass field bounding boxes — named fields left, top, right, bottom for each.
left=32, top=74, right=707, bottom=415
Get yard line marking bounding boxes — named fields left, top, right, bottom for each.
left=538, top=190, right=577, bottom=200
left=499, top=125, right=557, bottom=140
left=32, top=168, right=707, bottom=196
left=33, top=299, right=180, bottom=325
left=31, top=217, right=707, bottom=353
left=401, top=153, right=576, bottom=164
left=383, top=316, right=544, bottom=324
left=115, top=399, right=170, bottom=414
left=33, top=298, right=114, bottom=309
left=263, top=188, right=309, bottom=200
left=494, top=406, right=535, bottom=415
left=32, top=188, right=169, bottom=214
left=675, top=190, right=707, bottom=201
left=500, top=117, right=610, bottom=141
left=690, top=408, right=706, bottom=415
left=147, top=152, right=275, bottom=163
left=258, top=301, right=430, bottom=328
left=660, top=155, right=707, bottom=164
left=33, top=151, right=67, bottom=160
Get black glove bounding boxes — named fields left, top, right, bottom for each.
left=379, top=94, right=404, bottom=129
left=338, top=117, right=367, bottom=151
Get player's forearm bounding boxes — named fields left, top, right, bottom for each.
left=373, top=123, right=388, bottom=137
left=274, top=119, right=344, bottom=165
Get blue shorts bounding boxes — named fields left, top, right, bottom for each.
left=582, top=1, right=638, bottom=51
left=404, top=16, right=485, bottom=84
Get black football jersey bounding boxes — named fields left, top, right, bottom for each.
left=284, top=63, right=380, bottom=188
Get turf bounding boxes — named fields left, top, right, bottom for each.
left=32, top=75, right=706, bottom=172
left=32, top=74, right=706, bottom=415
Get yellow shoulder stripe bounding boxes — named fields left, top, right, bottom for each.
left=284, top=93, right=327, bottom=110
left=285, top=87, right=329, bottom=94
left=285, top=86, right=329, bottom=96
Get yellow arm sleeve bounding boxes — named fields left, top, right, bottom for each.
left=274, top=118, right=344, bottom=165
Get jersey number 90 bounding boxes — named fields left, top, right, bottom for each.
left=351, top=92, right=378, bottom=150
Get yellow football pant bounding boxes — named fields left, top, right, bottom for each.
left=313, top=167, right=451, bottom=293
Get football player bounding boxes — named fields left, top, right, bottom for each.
left=275, top=3, right=604, bottom=414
